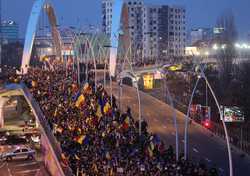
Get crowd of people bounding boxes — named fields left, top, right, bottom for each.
left=5, top=65, right=219, bottom=176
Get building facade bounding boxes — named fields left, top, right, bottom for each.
left=101, top=0, right=186, bottom=61
left=143, top=5, right=186, bottom=60
left=102, top=0, right=114, bottom=37
left=1, top=20, right=19, bottom=43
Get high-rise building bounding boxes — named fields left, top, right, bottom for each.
left=1, top=20, right=19, bottom=43
left=102, top=0, right=114, bottom=37
left=101, top=0, right=187, bottom=61
left=125, top=0, right=144, bottom=60
left=143, top=5, right=186, bottom=59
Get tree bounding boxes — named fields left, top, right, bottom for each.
left=215, top=10, right=238, bottom=102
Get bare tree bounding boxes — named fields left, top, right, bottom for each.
left=215, top=10, right=238, bottom=102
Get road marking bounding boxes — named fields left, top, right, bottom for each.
left=15, top=161, right=38, bottom=167
left=15, top=169, right=40, bottom=174
left=205, top=158, right=211, bottom=162
left=193, top=148, right=199, bottom=153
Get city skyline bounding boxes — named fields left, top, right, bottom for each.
left=2, top=0, right=250, bottom=39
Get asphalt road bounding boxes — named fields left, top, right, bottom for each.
left=0, top=145, right=46, bottom=176
left=107, top=83, right=250, bottom=176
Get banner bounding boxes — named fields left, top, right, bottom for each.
left=222, top=106, right=244, bottom=122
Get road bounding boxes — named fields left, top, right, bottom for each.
left=106, top=82, right=250, bottom=176
left=0, top=145, right=48, bottom=176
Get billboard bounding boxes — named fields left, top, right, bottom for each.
left=222, top=106, right=244, bottom=122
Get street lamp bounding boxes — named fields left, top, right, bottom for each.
left=160, top=69, right=179, bottom=162
left=212, top=44, right=218, bottom=50
left=184, top=61, right=233, bottom=176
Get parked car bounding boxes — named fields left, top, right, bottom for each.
left=1, top=147, right=35, bottom=161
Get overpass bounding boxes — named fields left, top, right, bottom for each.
left=0, top=84, right=71, bottom=176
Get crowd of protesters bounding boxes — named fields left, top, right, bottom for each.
left=4, top=64, right=219, bottom=176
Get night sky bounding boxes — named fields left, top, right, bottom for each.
left=2, top=0, right=250, bottom=39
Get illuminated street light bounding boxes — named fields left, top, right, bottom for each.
left=47, top=48, right=52, bottom=52
left=196, top=51, right=200, bottom=56
left=221, top=44, right=226, bottom=49
left=212, top=44, right=218, bottom=50
left=235, top=43, right=241, bottom=48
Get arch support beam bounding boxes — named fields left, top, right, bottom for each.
left=21, top=0, right=45, bottom=74
left=21, top=0, right=61, bottom=74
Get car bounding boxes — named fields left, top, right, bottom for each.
left=1, top=147, right=35, bottom=161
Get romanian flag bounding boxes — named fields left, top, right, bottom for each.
left=75, top=94, right=85, bottom=108
left=72, top=91, right=81, bottom=102
left=103, top=102, right=111, bottom=114
left=75, top=135, right=86, bottom=144
left=122, top=116, right=130, bottom=130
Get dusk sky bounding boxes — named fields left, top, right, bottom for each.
left=2, top=0, right=250, bottom=39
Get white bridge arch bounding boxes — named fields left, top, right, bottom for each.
left=20, top=0, right=127, bottom=76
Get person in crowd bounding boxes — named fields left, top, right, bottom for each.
left=4, top=64, right=219, bottom=176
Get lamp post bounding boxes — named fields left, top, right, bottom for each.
left=184, top=57, right=233, bottom=176
left=161, top=69, right=179, bottom=161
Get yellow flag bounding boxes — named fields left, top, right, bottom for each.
left=53, top=108, right=58, bottom=117
left=96, top=105, right=102, bottom=119
left=75, top=94, right=85, bottom=108
left=31, top=80, right=37, bottom=88
left=103, top=102, right=111, bottom=114
left=76, top=135, right=85, bottom=144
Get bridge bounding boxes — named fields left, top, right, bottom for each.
left=1, top=0, right=250, bottom=176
